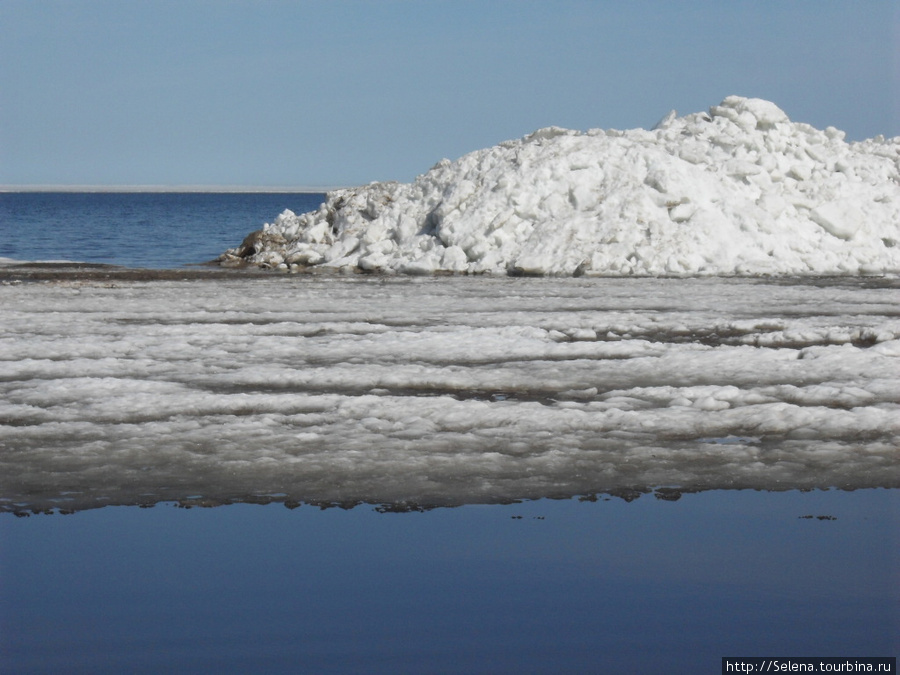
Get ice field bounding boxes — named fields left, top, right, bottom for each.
left=1, top=273, right=897, bottom=514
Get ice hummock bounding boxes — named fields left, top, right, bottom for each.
left=220, top=96, right=900, bottom=276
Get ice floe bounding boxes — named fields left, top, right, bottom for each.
left=220, top=96, right=900, bottom=277
left=1, top=276, right=897, bottom=513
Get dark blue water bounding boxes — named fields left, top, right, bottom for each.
left=0, top=192, right=326, bottom=268
left=2, top=491, right=897, bottom=674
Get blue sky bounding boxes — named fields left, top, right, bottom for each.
left=2, top=1, right=897, bottom=188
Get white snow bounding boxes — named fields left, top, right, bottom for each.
left=1, top=276, right=897, bottom=513
left=220, top=96, right=900, bottom=277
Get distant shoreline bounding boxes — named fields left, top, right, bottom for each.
left=0, top=185, right=342, bottom=194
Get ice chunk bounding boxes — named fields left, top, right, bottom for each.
left=714, top=95, right=790, bottom=129
left=809, top=201, right=863, bottom=240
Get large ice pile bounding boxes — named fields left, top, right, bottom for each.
left=221, top=96, right=900, bottom=276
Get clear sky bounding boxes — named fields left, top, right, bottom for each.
left=2, top=0, right=897, bottom=189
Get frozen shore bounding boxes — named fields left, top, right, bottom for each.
left=220, top=96, right=900, bottom=277
left=1, top=275, right=897, bottom=514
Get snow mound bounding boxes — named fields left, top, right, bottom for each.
left=221, top=96, right=900, bottom=276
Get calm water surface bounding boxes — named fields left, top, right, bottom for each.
left=0, top=192, right=325, bottom=268
left=1, top=490, right=897, bottom=674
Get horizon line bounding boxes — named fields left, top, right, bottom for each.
left=0, top=184, right=351, bottom=194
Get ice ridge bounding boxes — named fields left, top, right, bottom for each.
left=220, top=96, right=900, bottom=277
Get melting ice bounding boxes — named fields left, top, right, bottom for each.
left=1, top=275, right=897, bottom=514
